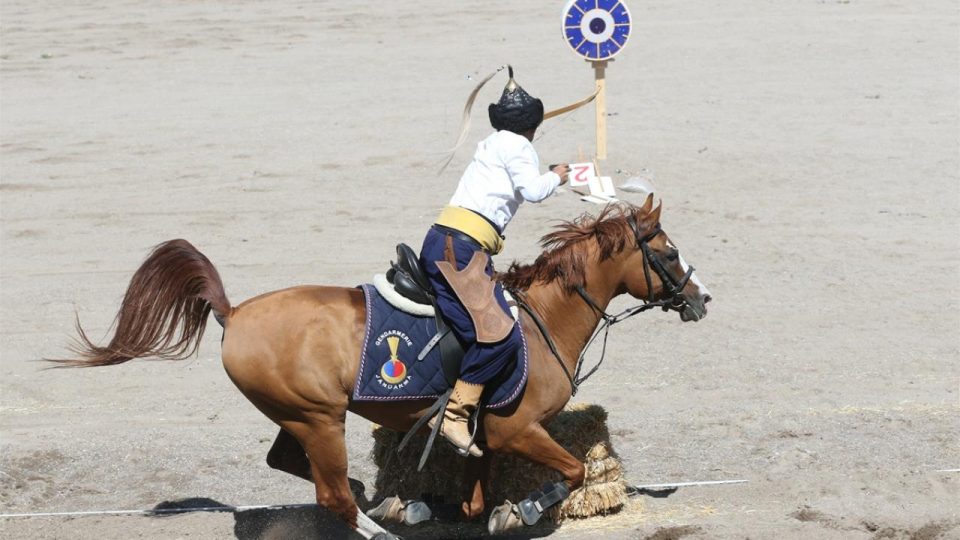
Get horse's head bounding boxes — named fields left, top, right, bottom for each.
left=619, top=195, right=712, bottom=322
left=500, top=197, right=711, bottom=322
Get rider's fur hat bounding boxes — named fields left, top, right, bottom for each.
left=488, top=66, right=544, bottom=134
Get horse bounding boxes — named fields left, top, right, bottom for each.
left=53, top=195, right=710, bottom=539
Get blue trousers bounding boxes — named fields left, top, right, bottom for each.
left=419, top=226, right=521, bottom=385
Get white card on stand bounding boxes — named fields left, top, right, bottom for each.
left=598, top=176, right=616, bottom=197
left=587, top=176, right=617, bottom=199
left=568, top=162, right=596, bottom=187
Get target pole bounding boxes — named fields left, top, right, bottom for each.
left=562, top=0, right=630, bottom=161
left=593, top=60, right=608, bottom=160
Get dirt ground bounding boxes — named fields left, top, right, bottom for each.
left=1, top=1, right=957, bottom=539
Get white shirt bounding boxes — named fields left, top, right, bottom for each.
left=448, top=130, right=561, bottom=231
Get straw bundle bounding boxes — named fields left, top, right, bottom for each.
left=370, top=403, right=628, bottom=523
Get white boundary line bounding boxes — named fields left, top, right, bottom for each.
left=630, top=479, right=749, bottom=490
left=0, top=503, right=316, bottom=519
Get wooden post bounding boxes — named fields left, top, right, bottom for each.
left=593, top=60, right=608, bottom=160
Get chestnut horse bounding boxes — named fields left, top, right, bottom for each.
left=54, top=196, right=710, bottom=539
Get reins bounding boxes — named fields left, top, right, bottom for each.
left=510, top=218, right=695, bottom=397
left=514, top=287, right=668, bottom=397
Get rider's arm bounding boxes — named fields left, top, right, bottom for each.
left=505, top=141, right=561, bottom=203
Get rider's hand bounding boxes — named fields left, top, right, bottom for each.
left=551, top=164, right=570, bottom=185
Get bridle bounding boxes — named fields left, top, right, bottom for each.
left=628, top=216, right=695, bottom=308
left=512, top=216, right=696, bottom=396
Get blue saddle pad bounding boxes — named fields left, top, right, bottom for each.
left=352, top=284, right=528, bottom=409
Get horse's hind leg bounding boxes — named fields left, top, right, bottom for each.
left=266, top=428, right=312, bottom=481
left=267, top=427, right=371, bottom=505
left=282, top=416, right=398, bottom=540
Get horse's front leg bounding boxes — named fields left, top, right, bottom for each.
left=369, top=440, right=490, bottom=526
left=487, top=422, right=585, bottom=533
left=461, top=452, right=492, bottom=520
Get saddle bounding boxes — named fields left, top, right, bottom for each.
left=386, top=244, right=433, bottom=306
left=386, top=244, right=463, bottom=386
left=382, top=243, right=522, bottom=469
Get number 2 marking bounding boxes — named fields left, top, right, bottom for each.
left=573, top=165, right=590, bottom=182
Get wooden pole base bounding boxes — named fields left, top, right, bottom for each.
left=592, top=60, right=609, bottom=160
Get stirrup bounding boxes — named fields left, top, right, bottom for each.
left=444, top=414, right=482, bottom=458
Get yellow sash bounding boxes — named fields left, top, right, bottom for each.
left=435, top=206, right=504, bottom=255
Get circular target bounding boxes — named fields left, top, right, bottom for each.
left=562, top=0, right=632, bottom=61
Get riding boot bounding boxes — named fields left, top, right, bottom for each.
left=429, top=379, right=484, bottom=457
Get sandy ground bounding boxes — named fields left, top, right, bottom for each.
left=1, top=1, right=958, bottom=538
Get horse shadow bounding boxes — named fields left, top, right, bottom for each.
left=150, top=500, right=558, bottom=539
left=149, top=480, right=559, bottom=539
left=150, top=495, right=358, bottom=540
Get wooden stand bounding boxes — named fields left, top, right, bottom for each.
left=592, top=60, right=609, bottom=160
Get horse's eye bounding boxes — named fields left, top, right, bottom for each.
left=665, top=250, right=680, bottom=261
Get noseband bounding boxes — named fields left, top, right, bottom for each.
left=513, top=216, right=697, bottom=396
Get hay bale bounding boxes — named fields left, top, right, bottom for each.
left=370, top=403, right=628, bottom=522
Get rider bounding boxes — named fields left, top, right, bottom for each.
left=420, top=67, right=570, bottom=457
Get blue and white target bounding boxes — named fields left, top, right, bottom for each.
left=562, top=0, right=631, bottom=61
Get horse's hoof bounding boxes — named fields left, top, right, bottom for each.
left=367, top=496, right=431, bottom=526
left=402, top=500, right=432, bottom=525
left=367, top=496, right=403, bottom=522
left=487, top=500, right=523, bottom=535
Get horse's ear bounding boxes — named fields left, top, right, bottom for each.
left=650, top=201, right=663, bottom=223
left=640, top=193, right=654, bottom=212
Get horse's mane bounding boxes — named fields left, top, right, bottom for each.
left=499, top=202, right=660, bottom=292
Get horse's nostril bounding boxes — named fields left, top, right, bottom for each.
left=703, top=294, right=712, bottom=304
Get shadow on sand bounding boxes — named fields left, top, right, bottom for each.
left=149, top=494, right=559, bottom=540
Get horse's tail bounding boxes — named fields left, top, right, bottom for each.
left=50, top=239, right=231, bottom=368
